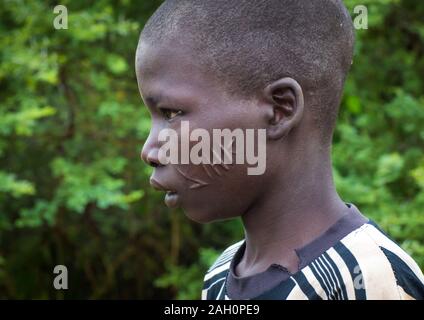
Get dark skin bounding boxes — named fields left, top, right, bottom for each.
left=136, top=39, right=349, bottom=277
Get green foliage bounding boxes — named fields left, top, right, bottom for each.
left=338, top=0, right=424, bottom=266
left=154, top=248, right=220, bottom=300
left=0, top=0, right=423, bottom=299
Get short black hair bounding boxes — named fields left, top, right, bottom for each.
left=139, top=0, right=355, bottom=143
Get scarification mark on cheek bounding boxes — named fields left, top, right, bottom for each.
left=209, top=163, right=223, bottom=176
left=175, top=167, right=209, bottom=189
left=201, top=163, right=213, bottom=178
left=176, top=136, right=237, bottom=190
left=206, top=136, right=235, bottom=176
left=221, top=138, right=234, bottom=164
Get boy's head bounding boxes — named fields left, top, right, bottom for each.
left=136, top=0, right=355, bottom=223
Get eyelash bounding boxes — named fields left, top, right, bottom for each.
left=159, top=108, right=183, bottom=121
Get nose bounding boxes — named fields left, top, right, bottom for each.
left=141, top=133, right=162, bottom=168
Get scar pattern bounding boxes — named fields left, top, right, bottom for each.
left=175, top=137, right=236, bottom=189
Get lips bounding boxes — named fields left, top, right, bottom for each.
left=149, top=177, right=180, bottom=208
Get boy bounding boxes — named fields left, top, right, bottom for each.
left=135, top=0, right=424, bottom=299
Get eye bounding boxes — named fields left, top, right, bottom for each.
left=159, top=108, right=183, bottom=120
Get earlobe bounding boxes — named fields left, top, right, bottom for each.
left=264, top=77, right=304, bottom=140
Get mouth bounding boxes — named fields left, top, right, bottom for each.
left=149, top=178, right=180, bottom=209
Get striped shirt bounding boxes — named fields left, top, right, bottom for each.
left=202, top=204, right=424, bottom=300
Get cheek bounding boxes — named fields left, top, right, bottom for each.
left=180, top=163, right=261, bottom=223
left=170, top=108, right=267, bottom=222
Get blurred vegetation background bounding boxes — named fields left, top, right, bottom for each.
left=0, top=0, right=423, bottom=299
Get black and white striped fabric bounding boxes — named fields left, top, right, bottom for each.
left=202, top=206, right=424, bottom=300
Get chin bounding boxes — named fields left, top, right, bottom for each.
left=184, top=209, right=217, bottom=224
left=183, top=207, right=238, bottom=224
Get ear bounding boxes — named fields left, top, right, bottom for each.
left=263, top=77, right=304, bottom=140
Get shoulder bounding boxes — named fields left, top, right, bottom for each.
left=336, top=222, right=424, bottom=300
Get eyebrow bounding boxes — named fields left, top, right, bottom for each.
left=144, top=95, right=159, bottom=107
left=144, top=93, right=192, bottom=112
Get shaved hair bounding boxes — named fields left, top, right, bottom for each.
left=139, top=0, right=355, bottom=143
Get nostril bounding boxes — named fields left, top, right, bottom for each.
left=148, top=160, right=159, bottom=168
left=145, top=151, right=162, bottom=168
left=141, top=146, right=161, bottom=167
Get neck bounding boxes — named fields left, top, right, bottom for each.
left=238, top=148, right=348, bottom=277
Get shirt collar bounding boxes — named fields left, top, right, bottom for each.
left=226, top=203, right=368, bottom=299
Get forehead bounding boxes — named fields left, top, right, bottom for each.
left=136, top=40, right=220, bottom=102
